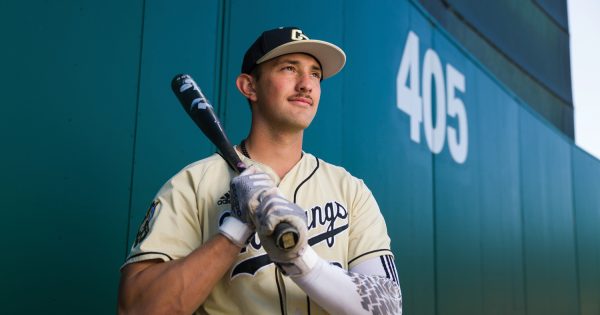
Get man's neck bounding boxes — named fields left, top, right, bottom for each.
left=242, top=130, right=304, bottom=179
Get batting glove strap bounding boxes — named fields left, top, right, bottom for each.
left=277, top=246, right=319, bottom=277
left=219, top=216, right=254, bottom=248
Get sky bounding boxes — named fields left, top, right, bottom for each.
left=568, top=0, right=600, bottom=159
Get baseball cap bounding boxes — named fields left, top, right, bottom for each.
left=241, top=26, right=346, bottom=79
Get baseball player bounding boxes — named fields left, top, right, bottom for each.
left=118, top=26, right=402, bottom=315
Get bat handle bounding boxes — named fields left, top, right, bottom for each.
left=274, top=222, right=299, bottom=250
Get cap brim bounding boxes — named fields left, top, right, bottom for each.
left=256, top=40, right=346, bottom=79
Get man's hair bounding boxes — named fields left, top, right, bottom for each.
left=246, top=65, right=262, bottom=109
left=251, top=65, right=262, bottom=81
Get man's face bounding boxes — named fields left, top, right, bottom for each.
left=251, top=53, right=322, bottom=133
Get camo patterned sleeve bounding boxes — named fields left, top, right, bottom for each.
left=292, top=253, right=402, bottom=315
left=348, top=255, right=402, bottom=314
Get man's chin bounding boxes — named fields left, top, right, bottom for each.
left=279, top=121, right=312, bottom=133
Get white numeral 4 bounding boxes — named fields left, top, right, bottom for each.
left=396, top=31, right=422, bottom=143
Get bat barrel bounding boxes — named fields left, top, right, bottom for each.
left=172, top=73, right=298, bottom=250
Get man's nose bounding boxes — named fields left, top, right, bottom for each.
left=296, top=73, right=314, bottom=93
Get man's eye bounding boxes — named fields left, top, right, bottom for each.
left=283, top=66, right=295, bottom=72
left=311, top=72, right=323, bottom=79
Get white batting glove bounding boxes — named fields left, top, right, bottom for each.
left=253, top=188, right=316, bottom=277
left=220, top=165, right=275, bottom=248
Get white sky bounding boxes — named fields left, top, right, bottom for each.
left=568, top=0, right=600, bottom=159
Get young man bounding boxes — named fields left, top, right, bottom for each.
left=118, top=26, right=402, bottom=315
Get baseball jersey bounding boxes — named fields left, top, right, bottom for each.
left=124, top=149, right=393, bottom=315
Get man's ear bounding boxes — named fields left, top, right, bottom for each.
left=236, top=74, right=257, bottom=102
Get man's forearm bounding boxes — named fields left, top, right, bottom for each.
left=118, top=234, right=240, bottom=315
left=291, top=250, right=402, bottom=315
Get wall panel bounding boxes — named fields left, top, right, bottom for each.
left=572, top=148, right=600, bottom=315
left=0, top=0, right=143, bottom=313
left=473, top=79, right=525, bottom=315
left=519, top=108, right=579, bottom=315
left=126, top=0, right=221, bottom=250
left=343, top=2, right=435, bottom=314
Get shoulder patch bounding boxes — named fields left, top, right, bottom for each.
left=133, top=200, right=160, bottom=247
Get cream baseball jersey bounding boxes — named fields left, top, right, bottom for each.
left=124, top=150, right=393, bottom=315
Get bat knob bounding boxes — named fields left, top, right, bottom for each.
left=274, top=222, right=299, bottom=250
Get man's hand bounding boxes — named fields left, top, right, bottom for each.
left=252, top=188, right=315, bottom=276
left=230, top=165, right=275, bottom=223
left=220, top=165, right=275, bottom=247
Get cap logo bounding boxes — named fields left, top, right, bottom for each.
left=291, top=29, right=309, bottom=41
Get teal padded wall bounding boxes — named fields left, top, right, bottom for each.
left=0, top=0, right=142, bottom=313
left=1, top=0, right=599, bottom=314
left=125, top=0, right=222, bottom=252
left=572, top=147, right=600, bottom=315
left=343, top=2, right=438, bottom=314
left=519, top=108, right=579, bottom=314
left=417, top=0, right=574, bottom=139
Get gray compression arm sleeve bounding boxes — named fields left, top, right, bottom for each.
left=290, top=248, right=402, bottom=315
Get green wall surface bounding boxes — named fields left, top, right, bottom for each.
left=417, top=0, right=574, bottom=139
left=1, top=0, right=142, bottom=313
left=1, top=0, right=598, bottom=314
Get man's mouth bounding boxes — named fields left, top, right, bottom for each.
left=289, top=95, right=313, bottom=106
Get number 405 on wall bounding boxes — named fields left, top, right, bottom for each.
left=396, top=31, right=468, bottom=164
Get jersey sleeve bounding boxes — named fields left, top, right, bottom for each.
left=347, top=177, right=393, bottom=268
left=123, top=166, right=205, bottom=266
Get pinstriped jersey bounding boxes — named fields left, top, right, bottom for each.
left=124, top=150, right=393, bottom=315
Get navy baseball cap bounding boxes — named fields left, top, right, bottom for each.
left=241, top=26, right=346, bottom=79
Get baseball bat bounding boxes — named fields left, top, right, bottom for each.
left=171, top=74, right=299, bottom=250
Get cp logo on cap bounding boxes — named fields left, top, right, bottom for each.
left=291, top=29, right=309, bottom=41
